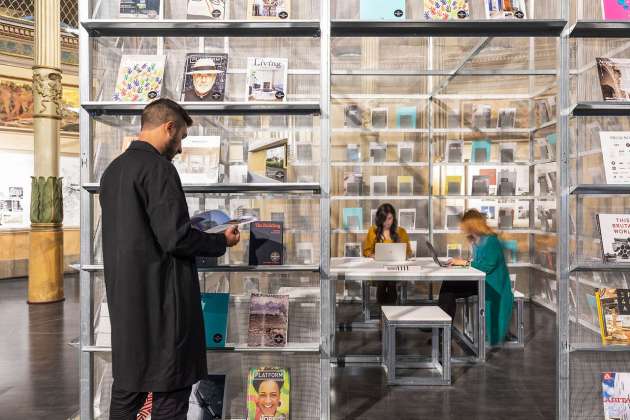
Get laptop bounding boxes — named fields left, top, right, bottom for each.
left=425, top=241, right=450, bottom=268
left=375, top=243, right=407, bottom=262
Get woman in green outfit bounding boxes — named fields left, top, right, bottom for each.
left=444, top=209, right=514, bottom=346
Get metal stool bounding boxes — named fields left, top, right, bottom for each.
left=382, top=305, right=452, bottom=386
left=505, top=290, right=525, bottom=348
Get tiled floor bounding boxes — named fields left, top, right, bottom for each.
left=0, top=276, right=555, bottom=419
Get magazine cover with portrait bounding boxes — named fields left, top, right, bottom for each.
left=181, top=53, right=228, bottom=102
left=247, top=367, right=290, bottom=420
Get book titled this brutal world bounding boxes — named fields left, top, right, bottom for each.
left=247, top=294, right=289, bottom=347
left=246, top=57, right=289, bottom=102
left=247, top=367, right=290, bottom=420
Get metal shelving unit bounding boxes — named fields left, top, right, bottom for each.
left=78, top=0, right=331, bottom=419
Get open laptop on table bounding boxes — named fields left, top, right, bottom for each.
left=426, top=241, right=453, bottom=268
left=375, top=243, right=407, bottom=262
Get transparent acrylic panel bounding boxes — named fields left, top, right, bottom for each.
left=570, top=38, right=630, bottom=104
left=331, top=37, right=428, bottom=72
left=90, top=36, right=320, bottom=102
left=533, top=232, right=557, bottom=271
left=331, top=0, right=561, bottom=20
left=331, top=75, right=429, bottom=96
left=572, top=0, right=609, bottom=21
left=570, top=116, right=630, bottom=186
left=530, top=270, right=557, bottom=310
left=92, top=352, right=321, bottom=420
left=330, top=99, right=429, bottom=131
left=91, top=114, right=321, bottom=183
left=91, top=194, right=321, bottom=265
left=89, top=0, right=320, bottom=20
left=435, top=74, right=557, bottom=97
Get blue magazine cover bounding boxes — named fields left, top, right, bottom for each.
left=201, top=293, right=230, bottom=348
left=360, top=0, right=406, bottom=20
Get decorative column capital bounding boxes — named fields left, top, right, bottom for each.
left=32, top=66, right=63, bottom=120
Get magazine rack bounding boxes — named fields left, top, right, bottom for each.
left=79, top=0, right=331, bottom=419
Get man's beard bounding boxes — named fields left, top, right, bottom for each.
left=164, top=135, right=180, bottom=161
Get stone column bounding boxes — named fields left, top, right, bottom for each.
left=28, top=0, right=64, bottom=304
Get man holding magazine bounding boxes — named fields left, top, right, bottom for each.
left=100, top=98, right=240, bottom=419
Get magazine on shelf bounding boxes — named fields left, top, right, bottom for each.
left=188, top=374, right=226, bottom=420
left=191, top=209, right=258, bottom=234
left=247, top=367, right=290, bottom=420
left=602, top=372, right=630, bottom=420
left=484, top=0, right=527, bottom=19
left=398, top=142, right=414, bottom=163
left=345, top=105, right=364, bottom=128
left=344, top=173, right=363, bottom=195
left=471, top=139, right=491, bottom=163
left=447, top=140, right=463, bottom=163
left=247, top=294, right=289, bottom=347
left=201, top=293, right=229, bottom=348
left=347, top=144, right=361, bottom=162
left=498, top=207, right=514, bottom=229
left=479, top=168, right=497, bottom=194
left=397, top=175, right=414, bottom=195
left=181, top=53, right=228, bottom=102
left=535, top=162, right=557, bottom=196
left=473, top=104, right=492, bottom=129
left=597, top=214, right=630, bottom=263
left=395, top=106, right=417, bottom=128
left=601, top=0, right=630, bottom=20
left=446, top=175, right=462, bottom=195
left=500, top=143, right=516, bottom=163
left=370, top=175, right=388, bottom=195
left=246, top=57, right=288, bottom=102
left=187, top=0, right=225, bottom=19
left=113, top=55, right=166, bottom=102
left=471, top=175, right=490, bottom=196
left=119, top=0, right=161, bottom=19
left=446, top=205, right=464, bottom=229
left=447, top=243, right=462, bottom=258
left=369, top=142, right=387, bottom=163
left=296, top=142, right=313, bottom=162
left=247, top=0, right=290, bottom=19
left=423, top=0, right=470, bottom=19
left=342, top=207, right=363, bottom=230
left=536, top=98, right=551, bottom=125
left=249, top=221, right=284, bottom=265
left=596, top=289, right=630, bottom=345
left=398, top=208, right=416, bottom=231
left=360, top=0, right=406, bottom=20
left=247, top=138, right=288, bottom=183
left=515, top=202, right=530, bottom=228
left=371, top=107, right=389, bottom=128
left=597, top=57, right=630, bottom=101
left=296, top=242, right=313, bottom=264
left=600, top=132, right=630, bottom=184
left=497, top=107, right=517, bottom=129
left=344, top=242, right=362, bottom=257
left=172, top=136, right=224, bottom=184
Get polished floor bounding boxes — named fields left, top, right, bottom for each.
left=0, top=276, right=555, bottom=420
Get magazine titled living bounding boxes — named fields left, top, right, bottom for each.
left=246, top=57, right=288, bottom=102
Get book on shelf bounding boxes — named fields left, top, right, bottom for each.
left=596, top=289, right=630, bottom=345
left=535, top=98, right=551, bottom=125
left=113, top=55, right=166, bottom=102
left=447, top=243, right=462, bottom=258
left=446, top=140, right=463, bottom=163
left=500, top=143, right=516, bottom=163
left=473, top=104, right=492, bottom=129
left=480, top=204, right=497, bottom=223
left=342, top=207, right=363, bottom=230
left=484, top=0, right=527, bottom=19
left=246, top=57, right=288, bottom=102
left=247, top=367, right=290, bottom=420
left=597, top=214, right=630, bottom=263
left=479, top=168, right=497, bottom=194
left=497, top=107, right=517, bottom=129
left=344, top=172, right=363, bottom=195
left=370, top=175, right=388, bottom=195
left=247, top=0, right=290, bottom=19
left=498, top=207, right=514, bottom=229
left=471, top=139, right=491, bottom=163
left=397, top=176, right=414, bottom=196
left=172, top=136, right=225, bottom=184
left=296, top=142, right=313, bottom=162
left=446, top=205, right=464, bottom=229
left=249, top=221, right=284, bottom=265
left=181, top=53, right=228, bottom=102
left=515, top=203, right=530, bottom=228
left=497, top=169, right=516, bottom=196
left=345, top=105, right=364, bottom=128
left=600, top=131, right=630, bottom=184
left=188, top=374, right=226, bottom=420
left=344, top=242, right=362, bottom=257
left=395, top=106, right=417, bottom=129
left=398, top=208, right=416, bottom=231
left=601, top=0, right=630, bottom=20
left=296, top=242, right=313, bottom=265
left=369, top=142, right=387, bottom=163
left=546, top=133, right=557, bottom=161
left=248, top=138, right=288, bottom=183
left=371, top=107, right=389, bottom=128
left=360, top=0, right=406, bottom=20
left=602, top=372, right=630, bottom=420
left=471, top=175, right=490, bottom=195
left=446, top=175, right=462, bottom=195
left=347, top=144, right=361, bottom=162
left=119, top=0, right=161, bottom=19
left=247, top=293, right=289, bottom=347
left=597, top=57, right=630, bottom=101
left=201, top=293, right=229, bottom=348
left=397, top=142, right=414, bottom=163
left=423, top=0, right=469, bottom=19
left=187, top=0, right=225, bottom=19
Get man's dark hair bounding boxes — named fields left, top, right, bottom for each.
left=141, top=98, right=193, bottom=129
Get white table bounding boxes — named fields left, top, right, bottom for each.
left=330, top=257, right=486, bottom=363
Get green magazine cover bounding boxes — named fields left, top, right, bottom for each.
left=247, top=367, right=290, bottom=420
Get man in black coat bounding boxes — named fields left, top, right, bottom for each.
left=100, top=98, right=240, bottom=420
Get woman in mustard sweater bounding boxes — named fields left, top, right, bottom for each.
left=363, top=203, right=413, bottom=305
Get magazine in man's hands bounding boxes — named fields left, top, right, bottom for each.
left=191, top=209, right=257, bottom=233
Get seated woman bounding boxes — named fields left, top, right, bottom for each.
left=363, top=203, right=413, bottom=305
left=440, top=209, right=513, bottom=347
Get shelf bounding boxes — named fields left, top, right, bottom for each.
left=569, top=343, right=630, bottom=352
left=570, top=185, right=630, bottom=195
left=570, top=21, right=630, bottom=38
left=434, top=161, right=532, bottom=167
left=81, top=264, right=320, bottom=273
left=83, top=182, right=321, bottom=194
left=332, top=229, right=429, bottom=235
left=331, top=195, right=429, bottom=201
left=330, top=20, right=567, bottom=38
left=435, top=194, right=536, bottom=200
left=571, top=263, right=630, bottom=273
left=81, top=20, right=321, bottom=37
left=330, top=162, right=429, bottom=167
left=82, top=342, right=320, bottom=353
left=572, top=102, right=630, bottom=117
left=82, top=101, right=321, bottom=116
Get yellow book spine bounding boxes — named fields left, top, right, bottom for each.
left=595, top=290, right=607, bottom=346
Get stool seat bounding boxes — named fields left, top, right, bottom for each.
left=382, top=305, right=452, bottom=324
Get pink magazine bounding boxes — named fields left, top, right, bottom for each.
left=602, top=0, right=630, bottom=20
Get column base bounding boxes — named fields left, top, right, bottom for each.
left=28, top=224, right=64, bottom=304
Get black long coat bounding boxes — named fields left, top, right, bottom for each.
left=100, top=140, right=227, bottom=392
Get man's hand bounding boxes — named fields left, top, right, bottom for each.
left=224, top=225, right=240, bottom=247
